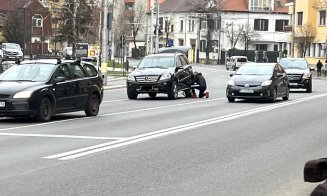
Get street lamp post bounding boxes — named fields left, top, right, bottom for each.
left=101, top=0, right=109, bottom=85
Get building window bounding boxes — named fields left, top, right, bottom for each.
left=32, top=15, right=43, bottom=27
left=297, top=12, right=303, bottom=25
left=250, top=0, right=272, bottom=11
left=188, top=20, right=194, bottom=32
left=200, top=20, right=207, bottom=30
left=275, top=20, right=289, bottom=31
left=125, top=3, right=134, bottom=10
left=256, top=44, right=267, bottom=51
left=200, top=40, right=206, bottom=52
left=319, top=10, right=326, bottom=25
left=254, top=19, right=268, bottom=31
left=274, top=44, right=278, bottom=51
left=180, top=20, right=184, bottom=32
left=179, top=39, right=184, bottom=46
left=159, top=17, right=163, bottom=30
left=214, top=17, right=221, bottom=30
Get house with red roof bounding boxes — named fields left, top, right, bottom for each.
left=146, top=0, right=290, bottom=63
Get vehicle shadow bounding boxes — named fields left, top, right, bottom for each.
left=230, top=99, right=285, bottom=104
left=0, top=114, right=86, bottom=124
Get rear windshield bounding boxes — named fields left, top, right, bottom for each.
left=138, top=57, right=175, bottom=69
left=279, top=59, right=309, bottom=70
left=237, top=58, right=247, bottom=62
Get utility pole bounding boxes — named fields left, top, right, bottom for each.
left=155, top=0, right=159, bottom=53
left=101, top=0, right=109, bottom=85
left=196, top=16, right=200, bottom=63
left=291, top=0, right=296, bottom=58
left=150, top=0, right=154, bottom=54
left=72, top=0, right=77, bottom=58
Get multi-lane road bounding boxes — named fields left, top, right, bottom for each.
left=0, top=65, right=327, bottom=195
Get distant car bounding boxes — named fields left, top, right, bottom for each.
left=279, top=58, right=312, bottom=93
left=226, top=63, right=289, bottom=102
left=62, top=47, right=73, bottom=59
left=0, top=59, right=103, bottom=121
left=226, top=56, right=248, bottom=71
left=126, top=53, right=193, bottom=100
left=0, top=43, right=23, bottom=61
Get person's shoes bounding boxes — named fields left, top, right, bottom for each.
left=204, top=92, right=209, bottom=98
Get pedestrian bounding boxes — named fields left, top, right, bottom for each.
left=324, top=60, right=327, bottom=77
left=125, top=58, right=129, bottom=72
left=191, top=72, right=209, bottom=98
left=317, top=60, right=323, bottom=77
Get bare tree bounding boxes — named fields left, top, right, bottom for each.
left=188, top=0, right=225, bottom=64
left=295, top=23, right=316, bottom=57
left=0, top=32, right=6, bottom=43
left=113, top=10, right=130, bottom=51
left=312, top=0, right=327, bottom=9
left=126, top=2, right=147, bottom=58
left=239, top=24, right=260, bottom=52
left=225, top=23, right=245, bottom=50
left=163, top=14, right=175, bottom=47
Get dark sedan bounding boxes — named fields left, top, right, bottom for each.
left=126, top=53, right=193, bottom=99
left=0, top=59, right=103, bottom=121
left=226, top=63, right=289, bottom=102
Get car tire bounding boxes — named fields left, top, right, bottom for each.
left=270, top=87, right=277, bottom=103
left=227, top=97, right=235, bottom=102
left=226, top=66, right=229, bottom=70
left=85, top=93, right=100, bottom=116
left=148, top=93, right=157, bottom=98
left=168, top=81, right=178, bottom=100
left=306, top=79, right=312, bottom=93
left=282, top=86, right=289, bottom=101
left=36, top=97, right=52, bottom=122
left=127, top=91, right=138, bottom=99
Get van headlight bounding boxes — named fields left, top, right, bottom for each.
left=13, top=91, right=33, bottom=99
left=227, top=80, right=235, bottom=86
left=127, top=75, right=135, bottom=81
left=302, top=73, right=311, bottom=79
left=159, top=74, right=171, bottom=80
left=261, top=80, right=272, bottom=86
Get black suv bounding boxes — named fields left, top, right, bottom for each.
left=279, top=58, right=312, bottom=93
left=126, top=53, right=193, bottom=99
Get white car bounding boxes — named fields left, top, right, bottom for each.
left=0, top=43, right=23, bottom=61
left=62, top=47, right=72, bottom=58
left=226, top=56, right=248, bottom=71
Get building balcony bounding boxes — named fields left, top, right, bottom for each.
left=284, top=25, right=293, bottom=32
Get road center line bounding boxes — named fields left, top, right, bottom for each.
left=0, top=133, right=125, bottom=140
left=44, top=93, right=327, bottom=161
left=0, top=98, right=224, bottom=132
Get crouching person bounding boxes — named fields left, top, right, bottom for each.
left=191, top=72, right=209, bottom=98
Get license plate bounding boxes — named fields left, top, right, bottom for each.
left=239, top=89, right=254, bottom=93
left=290, top=83, right=298, bottom=86
left=0, top=102, right=5, bottom=107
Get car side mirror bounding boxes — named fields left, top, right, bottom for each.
left=54, top=76, right=66, bottom=83
left=310, top=68, right=315, bottom=72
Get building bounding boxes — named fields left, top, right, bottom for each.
left=148, top=0, right=290, bottom=63
left=286, top=0, right=327, bottom=65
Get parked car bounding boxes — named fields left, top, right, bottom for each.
left=0, top=43, right=23, bottom=61
left=126, top=53, right=193, bottom=99
left=279, top=58, right=313, bottom=93
left=226, top=63, right=289, bottom=102
left=226, top=56, right=248, bottom=71
left=62, top=47, right=73, bottom=59
left=0, top=59, right=103, bottom=121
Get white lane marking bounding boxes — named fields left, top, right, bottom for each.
left=0, top=133, right=125, bottom=140
left=44, top=93, right=327, bottom=160
left=0, top=98, right=224, bottom=132
left=102, top=99, right=128, bottom=103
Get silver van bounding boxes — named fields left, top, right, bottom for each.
left=226, top=56, right=248, bottom=71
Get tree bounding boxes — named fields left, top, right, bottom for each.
left=163, top=14, right=174, bottom=47
left=3, top=11, right=25, bottom=46
left=295, top=23, right=316, bottom=57
left=0, top=32, right=6, bottom=43
left=225, top=23, right=245, bottom=50
left=239, top=23, right=260, bottom=52
left=313, top=0, right=327, bottom=9
left=125, top=2, right=147, bottom=58
left=188, top=0, right=225, bottom=64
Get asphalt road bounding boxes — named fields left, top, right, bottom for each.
left=0, top=65, right=327, bottom=196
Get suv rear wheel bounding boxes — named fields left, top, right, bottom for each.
left=306, top=79, right=312, bottom=93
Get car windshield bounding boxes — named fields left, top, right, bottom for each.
left=236, top=65, right=273, bottom=75
left=0, top=63, right=56, bottom=82
left=3, top=44, right=21, bottom=50
left=279, top=59, right=308, bottom=70
left=237, top=58, right=247, bottom=62
left=138, top=57, right=175, bottom=69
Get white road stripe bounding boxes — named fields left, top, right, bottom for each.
left=44, top=93, right=327, bottom=160
left=102, top=99, right=129, bottom=103
left=0, top=133, right=125, bottom=140
left=0, top=98, right=224, bottom=132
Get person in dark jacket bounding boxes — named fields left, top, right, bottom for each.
left=317, top=60, right=323, bottom=77
left=191, top=72, right=209, bottom=98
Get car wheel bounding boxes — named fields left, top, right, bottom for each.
left=227, top=97, right=235, bottom=102
left=168, top=81, right=178, bottom=100
left=85, top=94, right=100, bottom=116
left=127, top=91, right=138, bottom=99
left=36, top=97, right=52, bottom=122
left=226, top=66, right=229, bottom=70
left=233, top=65, right=236, bottom=71
left=148, top=92, right=157, bottom=98
left=306, top=79, right=312, bottom=93
left=270, top=87, right=277, bottom=103
left=282, top=86, right=289, bottom=101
